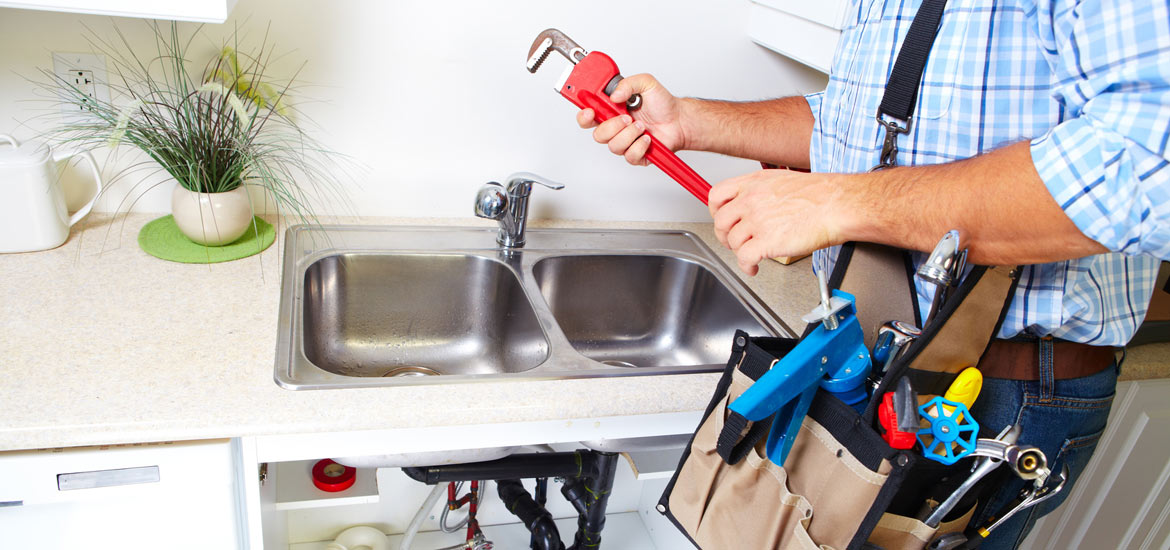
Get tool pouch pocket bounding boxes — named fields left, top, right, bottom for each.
left=658, top=331, right=916, bottom=550
left=868, top=507, right=976, bottom=550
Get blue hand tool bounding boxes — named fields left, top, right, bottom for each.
left=917, top=396, right=979, bottom=465
left=728, top=286, right=871, bottom=467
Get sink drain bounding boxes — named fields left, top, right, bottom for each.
left=600, top=360, right=639, bottom=368
left=382, top=366, right=441, bottom=377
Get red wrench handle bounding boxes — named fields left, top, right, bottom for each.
left=561, top=52, right=712, bottom=204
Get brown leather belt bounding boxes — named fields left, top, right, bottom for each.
left=977, top=338, right=1118, bottom=381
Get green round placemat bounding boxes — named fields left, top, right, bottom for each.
left=138, top=215, right=275, bottom=264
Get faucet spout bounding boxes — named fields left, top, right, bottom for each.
left=474, top=172, right=564, bottom=248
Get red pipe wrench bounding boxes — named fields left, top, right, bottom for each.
left=526, top=28, right=712, bottom=204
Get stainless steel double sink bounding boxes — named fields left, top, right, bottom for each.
left=275, top=225, right=793, bottom=390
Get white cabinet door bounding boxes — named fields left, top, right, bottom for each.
left=1022, top=379, right=1170, bottom=549
left=0, top=0, right=237, bottom=23
left=0, top=439, right=244, bottom=549
left=748, top=0, right=850, bottom=73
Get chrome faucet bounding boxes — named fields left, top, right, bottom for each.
left=474, top=172, right=564, bottom=248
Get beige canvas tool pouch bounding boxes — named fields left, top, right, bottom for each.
left=660, top=332, right=916, bottom=550
left=659, top=243, right=1019, bottom=550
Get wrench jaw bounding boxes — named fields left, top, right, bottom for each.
left=526, top=28, right=587, bottom=73
left=978, top=464, right=1069, bottom=539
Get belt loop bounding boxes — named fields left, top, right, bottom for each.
left=1038, top=336, right=1055, bottom=403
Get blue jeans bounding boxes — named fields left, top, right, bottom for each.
left=966, top=342, right=1120, bottom=549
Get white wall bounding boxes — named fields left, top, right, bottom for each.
left=0, top=0, right=827, bottom=222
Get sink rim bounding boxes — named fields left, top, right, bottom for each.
left=274, top=224, right=794, bottom=390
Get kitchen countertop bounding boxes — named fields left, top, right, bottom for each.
left=1, top=214, right=1166, bottom=452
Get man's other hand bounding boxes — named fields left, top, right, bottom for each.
left=709, top=169, right=844, bottom=275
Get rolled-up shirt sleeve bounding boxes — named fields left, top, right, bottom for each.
left=1029, top=0, right=1170, bottom=259
left=805, top=90, right=824, bottom=123
left=805, top=91, right=825, bottom=171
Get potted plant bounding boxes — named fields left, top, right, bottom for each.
left=39, top=22, right=347, bottom=248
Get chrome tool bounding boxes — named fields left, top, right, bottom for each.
left=965, top=464, right=1068, bottom=546
left=868, top=320, right=921, bottom=390
left=923, top=425, right=1049, bottom=528
left=918, top=230, right=967, bottom=325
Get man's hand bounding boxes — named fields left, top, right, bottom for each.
left=576, top=74, right=688, bottom=165
left=708, top=142, right=1108, bottom=275
left=709, top=170, right=845, bottom=275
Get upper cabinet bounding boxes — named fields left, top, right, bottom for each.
left=748, top=0, right=850, bottom=74
left=0, top=0, right=238, bottom=23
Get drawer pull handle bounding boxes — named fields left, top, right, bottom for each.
left=57, top=466, right=160, bottom=491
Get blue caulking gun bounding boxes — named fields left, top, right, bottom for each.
left=728, top=267, right=871, bottom=466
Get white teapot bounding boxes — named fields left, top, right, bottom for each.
left=0, top=134, right=103, bottom=253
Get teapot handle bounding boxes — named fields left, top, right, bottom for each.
left=0, top=134, right=17, bottom=147
left=52, top=149, right=105, bottom=227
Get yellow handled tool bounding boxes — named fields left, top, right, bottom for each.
left=942, top=367, right=983, bottom=421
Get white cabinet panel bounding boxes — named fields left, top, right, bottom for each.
left=1022, top=379, right=1170, bottom=549
left=748, top=0, right=843, bottom=74
left=0, top=439, right=243, bottom=549
left=0, top=0, right=237, bottom=23
left=753, top=0, right=852, bottom=30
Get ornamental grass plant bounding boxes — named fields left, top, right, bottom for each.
left=35, top=21, right=349, bottom=229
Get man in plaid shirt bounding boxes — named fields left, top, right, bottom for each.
left=577, top=0, right=1167, bottom=546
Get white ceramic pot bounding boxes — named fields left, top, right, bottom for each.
left=170, top=185, right=253, bottom=246
left=0, top=134, right=103, bottom=253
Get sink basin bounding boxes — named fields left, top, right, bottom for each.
left=303, top=253, right=549, bottom=377
left=533, top=255, right=768, bottom=368
left=275, top=226, right=792, bottom=389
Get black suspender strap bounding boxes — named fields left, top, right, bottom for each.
left=871, top=0, right=951, bottom=171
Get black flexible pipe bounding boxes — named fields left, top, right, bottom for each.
left=497, top=479, right=564, bottom=550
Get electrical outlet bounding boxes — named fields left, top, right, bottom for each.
left=52, top=52, right=110, bottom=120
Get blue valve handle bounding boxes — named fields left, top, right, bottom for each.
left=917, top=396, right=980, bottom=465
left=728, top=290, right=871, bottom=466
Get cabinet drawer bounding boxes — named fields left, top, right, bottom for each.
left=0, top=440, right=242, bottom=549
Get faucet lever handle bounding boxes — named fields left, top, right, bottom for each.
left=506, top=172, right=565, bottom=193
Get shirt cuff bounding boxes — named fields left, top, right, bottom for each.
left=1030, top=118, right=1145, bottom=255
left=804, top=91, right=824, bottom=127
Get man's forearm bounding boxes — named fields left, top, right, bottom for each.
left=679, top=96, right=814, bottom=169
left=835, top=141, right=1108, bottom=265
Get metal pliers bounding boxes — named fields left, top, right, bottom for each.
left=527, top=28, right=712, bottom=204
left=923, top=425, right=1049, bottom=528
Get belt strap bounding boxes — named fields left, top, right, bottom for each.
left=878, top=0, right=950, bottom=124
left=977, top=338, right=1117, bottom=381
left=872, top=0, right=951, bottom=169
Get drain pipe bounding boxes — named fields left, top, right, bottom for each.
left=401, top=450, right=621, bottom=550
left=497, top=479, right=563, bottom=550
left=402, top=451, right=585, bottom=484
left=563, top=452, right=620, bottom=550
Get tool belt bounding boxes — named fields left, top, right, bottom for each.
left=658, top=242, right=1021, bottom=550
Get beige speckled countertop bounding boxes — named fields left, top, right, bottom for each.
left=1, top=214, right=1166, bottom=451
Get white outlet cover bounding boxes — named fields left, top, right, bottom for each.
left=52, top=52, right=111, bottom=118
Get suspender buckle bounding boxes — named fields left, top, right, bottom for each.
left=870, top=113, right=911, bottom=171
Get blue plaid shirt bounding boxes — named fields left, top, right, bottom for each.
left=808, top=0, right=1169, bottom=346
